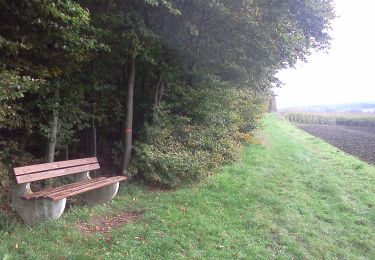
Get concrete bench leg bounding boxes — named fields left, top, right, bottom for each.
left=74, top=171, right=120, bottom=205
left=11, top=183, right=66, bottom=226
left=82, top=182, right=120, bottom=205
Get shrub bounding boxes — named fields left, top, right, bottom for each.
left=0, top=140, right=40, bottom=213
left=132, top=85, right=268, bottom=187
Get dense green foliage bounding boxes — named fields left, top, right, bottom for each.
left=0, top=0, right=334, bottom=202
left=1, top=115, right=375, bottom=258
left=133, top=86, right=267, bottom=187
left=283, top=112, right=375, bottom=126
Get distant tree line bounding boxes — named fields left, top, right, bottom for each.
left=0, top=0, right=334, bottom=190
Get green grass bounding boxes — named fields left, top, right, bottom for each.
left=1, top=114, right=375, bottom=259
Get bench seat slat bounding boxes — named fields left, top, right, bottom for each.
left=44, top=176, right=124, bottom=199
left=16, top=163, right=100, bottom=184
left=23, top=176, right=127, bottom=201
left=22, top=177, right=107, bottom=200
left=14, top=157, right=98, bottom=176
left=50, top=176, right=127, bottom=201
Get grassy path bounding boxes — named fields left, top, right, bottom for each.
left=1, top=115, right=375, bottom=259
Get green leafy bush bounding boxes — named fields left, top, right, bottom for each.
left=0, top=140, right=40, bottom=213
left=132, top=85, right=268, bottom=187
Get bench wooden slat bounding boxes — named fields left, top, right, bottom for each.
left=14, top=157, right=98, bottom=176
left=22, top=176, right=127, bottom=201
left=49, top=176, right=127, bottom=201
left=16, top=163, right=100, bottom=184
left=22, top=177, right=107, bottom=200
left=32, top=177, right=110, bottom=199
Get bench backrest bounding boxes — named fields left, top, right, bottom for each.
left=14, top=157, right=100, bottom=184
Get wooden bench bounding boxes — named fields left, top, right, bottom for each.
left=11, top=157, right=127, bottom=225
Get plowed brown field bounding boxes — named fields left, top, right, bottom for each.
left=299, top=124, right=375, bottom=165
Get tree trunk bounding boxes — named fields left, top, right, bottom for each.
left=157, top=81, right=164, bottom=106
left=153, top=76, right=162, bottom=108
left=121, top=54, right=136, bottom=174
left=152, top=75, right=163, bottom=121
left=92, top=117, right=97, bottom=157
left=92, top=115, right=97, bottom=175
left=47, top=84, right=59, bottom=163
left=65, top=145, right=69, bottom=160
left=186, top=61, right=196, bottom=88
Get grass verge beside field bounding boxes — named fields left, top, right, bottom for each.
left=1, top=114, right=375, bottom=259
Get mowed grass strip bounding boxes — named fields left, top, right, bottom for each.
left=1, top=114, right=375, bottom=259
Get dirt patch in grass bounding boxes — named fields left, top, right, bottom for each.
left=78, top=212, right=143, bottom=237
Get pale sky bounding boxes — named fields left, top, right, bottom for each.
left=275, top=0, right=375, bottom=109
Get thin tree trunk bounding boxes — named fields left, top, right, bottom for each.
left=121, top=54, right=136, bottom=174
left=153, top=77, right=162, bottom=108
left=65, top=145, right=69, bottom=160
left=86, top=130, right=90, bottom=155
left=187, top=42, right=200, bottom=87
left=157, top=81, right=164, bottom=106
left=187, top=61, right=195, bottom=88
left=92, top=117, right=97, bottom=157
left=47, top=84, right=59, bottom=163
left=92, top=116, right=97, bottom=175
left=153, top=75, right=162, bottom=121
